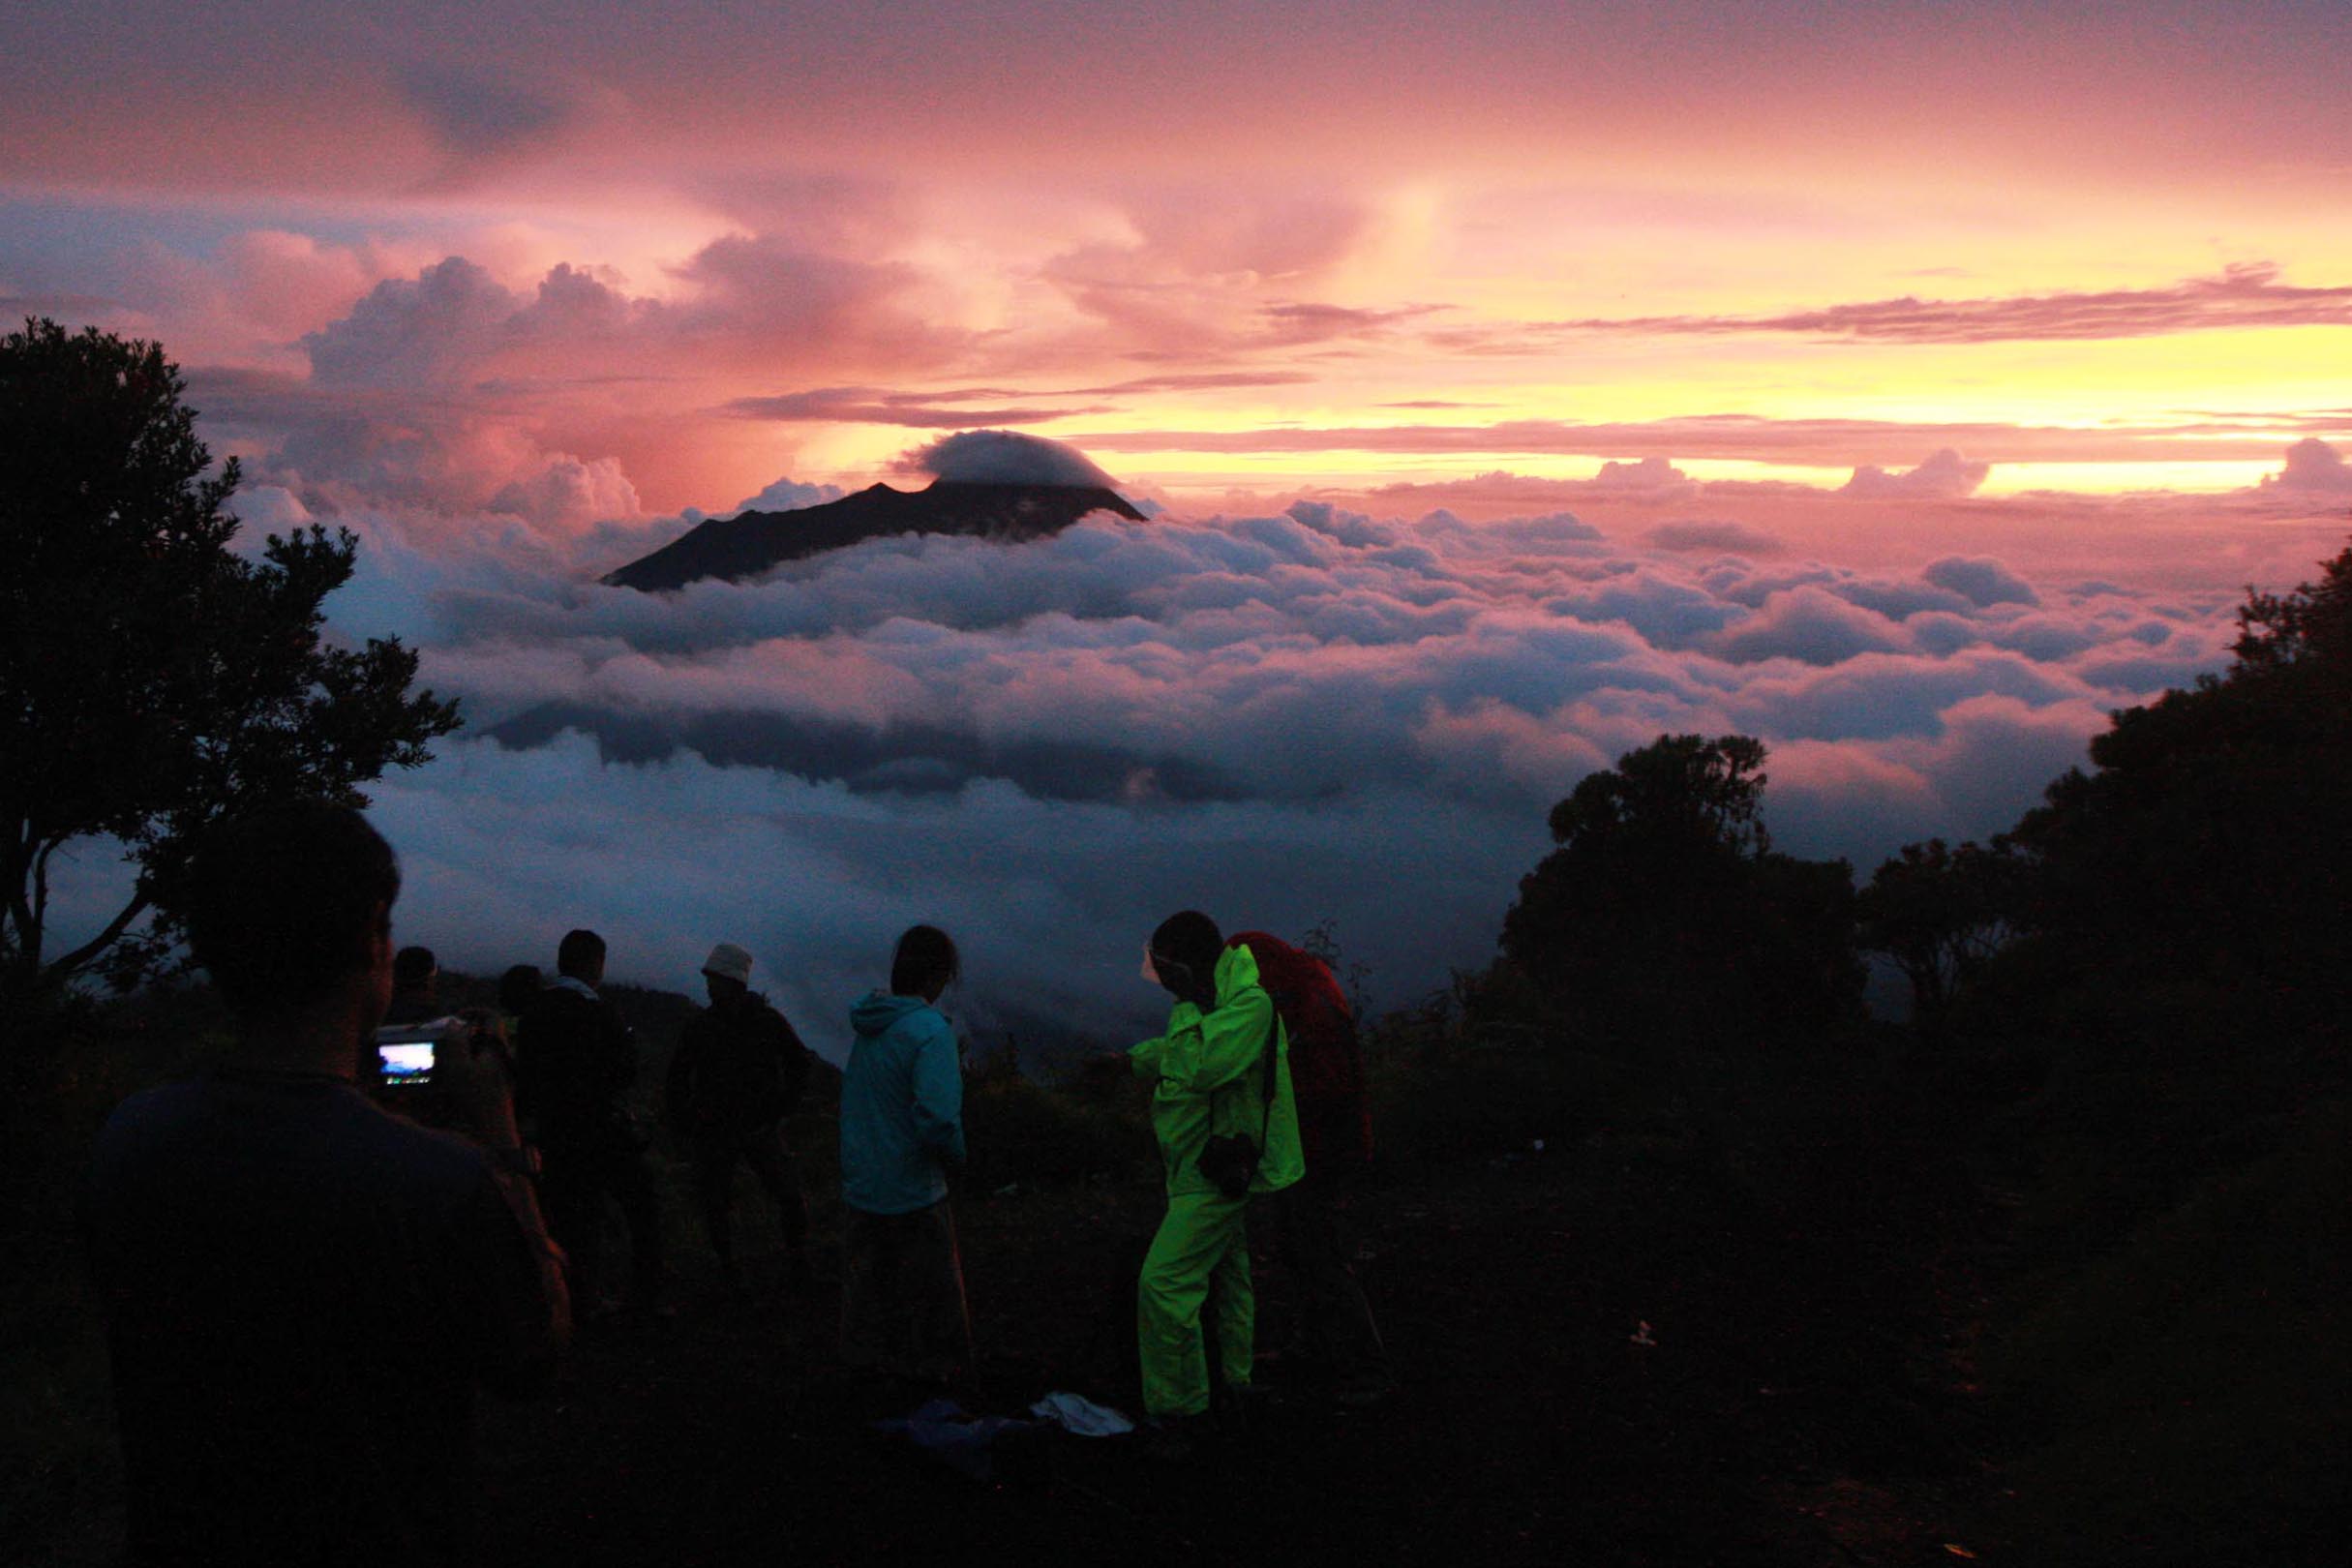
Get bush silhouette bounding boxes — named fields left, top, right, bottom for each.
left=1499, top=734, right=1865, bottom=1056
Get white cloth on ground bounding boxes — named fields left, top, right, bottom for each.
left=1027, top=1390, right=1135, bottom=1437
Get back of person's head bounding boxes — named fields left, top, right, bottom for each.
left=392, top=946, right=437, bottom=989
left=186, top=801, right=400, bottom=1016
left=1150, top=910, right=1222, bottom=988
left=557, top=928, right=605, bottom=980
left=890, top=924, right=959, bottom=1001
left=498, top=964, right=542, bottom=1015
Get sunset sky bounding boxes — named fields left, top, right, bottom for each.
left=10, top=1, right=2350, bottom=1040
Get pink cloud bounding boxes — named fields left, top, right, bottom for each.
left=1411, top=700, right=1617, bottom=801
left=1071, top=413, right=2329, bottom=466
left=395, top=60, right=581, bottom=166
left=1070, top=371, right=1317, bottom=395
left=302, top=256, right=520, bottom=388
left=1120, top=189, right=1372, bottom=280
left=660, top=233, right=955, bottom=372
left=1706, top=586, right=1911, bottom=666
left=1921, top=556, right=2040, bottom=609
left=1449, top=263, right=2352, bottom=347
left=724, top=387, right=1112, bottom=427
left=1841, top=448, right=1990, bottom=499
left=188, top=233, right=974, bottom=521
left=1647, top=520, right=1785, bottom=556
left=486, top=454, right=642, bottom=529
left=2260, top=437, right=2352, bottom=494
left=1585, top=456, right=1698, bottom=496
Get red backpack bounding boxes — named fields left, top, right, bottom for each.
left=1227, top=931, right=1373, bottom=1172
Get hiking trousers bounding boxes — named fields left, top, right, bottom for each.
left=840, top=1199, right=974, bottom=1383
left=1137, top=1190, right=1253, bottom=1418
left=541, top=1140, right=663, bottom=1312
left=1271, top=1169, right=1388, bottom=1383
left=690, top=1122, right=808, bottom=1269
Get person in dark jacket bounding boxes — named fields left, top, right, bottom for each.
left=82, top=802, right=567, bottom=1567
left=516, top=928, right=664, bottom=1320
left=497, top=964, right=541, bottom=1027
left=666, top=942, right=816, bottom=1294
left=383, top=945, right=440, bottom=1024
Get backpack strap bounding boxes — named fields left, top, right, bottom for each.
left=1207, top=987, right=1283, bottom=1164
left=1253, top=989, right=1282, bottom=1159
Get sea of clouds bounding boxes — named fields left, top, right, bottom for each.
left=217, top=445, right=2309, bottom=1061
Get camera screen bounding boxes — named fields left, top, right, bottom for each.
left=377, top=1042, right=437, bottom=1084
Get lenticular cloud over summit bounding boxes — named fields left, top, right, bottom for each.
left=293, top=465, right=2324, bottom=1059
left=902, top=430, right=1123, bottom=489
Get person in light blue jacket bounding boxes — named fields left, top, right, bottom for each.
left=838, top=924, right=973, bottom=1384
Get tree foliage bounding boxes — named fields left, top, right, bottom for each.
left=1856, top=838, right=2024, bottom=1030
left=1542, top=731, right=1772, bottom=861
left=1500, top=734, right=1864, bottom=1053
left=2006, top=535, right=2352, bottom=1021
left=2231, top=540, right=2352, bottom=673
left=1, top=317, right=461, bottom=1012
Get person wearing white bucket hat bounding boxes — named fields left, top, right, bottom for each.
left=666, top=941, right=818, bottom=1295
left=701, top=942, right=753, bottom=987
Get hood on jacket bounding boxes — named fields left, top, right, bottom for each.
left=1209, top=941, right=1262, bottom=1009
left=852, top=990, right=933, bottom=1039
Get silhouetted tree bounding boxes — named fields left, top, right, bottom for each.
left=1857, top=838, right=2023, bottom=1031
left=1, top=318, right=460, bottom=1020
left=1500, top=734, right=1864, bottom=1053
left=2007, top=533, right=2352, bottom=1026
left=2232, top=539, right=2352, bottom=672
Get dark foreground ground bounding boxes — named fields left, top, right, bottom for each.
left=6, top=1010, right=2039, bottom=1568
left=24, top=1039, right=2350, bottom=1567
left=468, top=1120, right=2003, bottom=1568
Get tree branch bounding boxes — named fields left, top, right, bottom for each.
left=5, top=827, right=39, bottom=970
left=45, top=892, right=151, bottom=985
left=31, top=838, right=53, bottom=934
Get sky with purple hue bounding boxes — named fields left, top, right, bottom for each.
left=10, top=0, right=2349, bottom=1048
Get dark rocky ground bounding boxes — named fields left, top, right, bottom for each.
left=5, top=1003, right=2037, bottom=1568
left=471, top=1115, right=2004, bottom=1568
left=21, top=1038, right=2344, bottom=1567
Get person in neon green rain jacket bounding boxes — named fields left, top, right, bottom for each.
left=1130, top=910, right=1304, bottom=1431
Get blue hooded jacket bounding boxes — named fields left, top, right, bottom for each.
left=840, top=991, right=965, bottom=1215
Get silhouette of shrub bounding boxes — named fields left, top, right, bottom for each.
left=1984, top=1093, right=2352, bottom=1565
left=1366, top=1038, right=1639, bottom=1165
left=961, top=1073, right=1153, bottom=1190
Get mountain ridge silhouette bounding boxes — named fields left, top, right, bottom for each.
left=603, top=478, right=1148, bottom=591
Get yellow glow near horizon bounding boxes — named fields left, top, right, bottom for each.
left=121, top=164, right=2345, bottom=520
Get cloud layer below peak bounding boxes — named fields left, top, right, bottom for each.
left=261, top=477, right=2344, bottom=1056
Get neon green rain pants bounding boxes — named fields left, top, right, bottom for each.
left=1138, top=1190, right=1253, bottom=1418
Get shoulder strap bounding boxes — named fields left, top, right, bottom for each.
left=1209, top=987, right=1282, bottom=1139
left=1255, top=992, right=1281, bottom=1149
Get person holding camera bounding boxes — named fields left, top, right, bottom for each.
left=1130, top=910, right=1302, bottom=1445
left=82, top=802, right=569, bottom=1567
